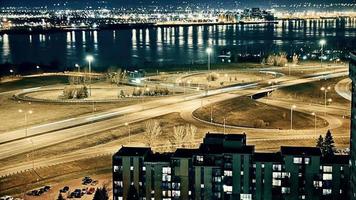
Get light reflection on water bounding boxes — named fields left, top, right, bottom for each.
left=0, top=19, right=355, bottom=69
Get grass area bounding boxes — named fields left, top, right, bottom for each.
left=271, top=76, right=350, bottom=105
left=0, top=76, right=69, bottom=93
left=193, top=96, right=328, bottom=130
left=0, top=92, right=141, bottom=133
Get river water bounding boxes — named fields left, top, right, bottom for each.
left=0, top=19, right=355, bottom=71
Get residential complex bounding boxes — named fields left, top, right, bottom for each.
left=113, top=133, right=350, bottom=200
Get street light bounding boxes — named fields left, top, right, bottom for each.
left=311, top=112, right=317, bottom=135
left=125, top=122, right=131, bottom=144
left=206, top=47, right=212, bottom=96
left=319, top=39, right=326, bottom=68
left=320, top=86, right=331, bottom=116
left=86, top=55, right=94, bottom=96
left=18, top=109, right=33, bottom=137
left=206, top=47, right=212, bottom=73
left=290, top=105, right=296, bottom=130
left=75, top=64, right=80, bottom=84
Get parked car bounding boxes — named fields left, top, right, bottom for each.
left=81, top=188, right=88, bottom=195
left=60, top=186, right=69, bottom=193
left=43, top=186, right=51, bottom=192
left=0, top=196, right=13, bottom=200
left=91, top=180, right=98, bottom=186
left=87, top=187, right=96, bottom=195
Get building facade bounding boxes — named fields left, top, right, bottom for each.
left=113, top=133, right=349, bottom=200
left=350, top=52, right=356, bottom=199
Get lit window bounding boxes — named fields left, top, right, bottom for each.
left=273, top=164, right=282, bottom=171
left=114, top=165, right=120, bottom=172
left=323, top=174, right=332, bottom=180
left=261, top=164, right=265, bottom=168
left=305, top=158, right=310, bottom=164
left=282, top=187, right=290, bottom=194
left=240, top=194, right=252, bottom=200
left=162, top=167, right=171, bottom=174
left=241, top=171, right=244, bottom=175
left=172, top=190, right=180, bottom=197
left=313, top=181, right=322, bottom=188
left=197, top=156, right=204, bottom=162
left=224, top=170, right=232, bottom=176
left=272, top=179, right=281, bottom=186
left=130, top=166, right=134, bottom=170
left=323, top=166, right=333, bottom=173
left=323, top=189, right=332, bottom=195
left=142, top=166, right=146, bottom=171
left=293, top=157, right=302, bottom=164
left=223, top=185, right=233, bottom=193
left=201, top=184, right=204, bottom=188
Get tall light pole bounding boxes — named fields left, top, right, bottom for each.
left=311, top=112, right=317, bottom=135
left=86, top=55, right=94, bottom=96
left=290, top=105, right=296, bottom=130
left=18, top=109, right=33, bottom=137
left=206, top=47, right=212, bottom=96
left=319, top=39, right=326, bottom=68
left=125, top=122, right=131, bottom=144
left=320, top=86, right=331, bottom=116
left=223, top=117, right=226, bottom=134
left=75, top=64, right=80, bottom=84
left=9, top=69, right=14, bottom=79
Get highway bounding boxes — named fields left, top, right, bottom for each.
left=0, top=66, right=349, bottom=177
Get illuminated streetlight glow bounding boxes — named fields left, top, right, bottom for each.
left=86, top=55, right=94, bottom=96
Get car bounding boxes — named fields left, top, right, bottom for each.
left=73, top=189, right=82, bottom=198
left=60, top=186, right=70, bottom=193
left=81, top=188, right=87, bottom=195
left=82, top=176, right=91, bottom=182
left=91, top=180, right=98, bottom=186
left=43, top=186, right=51, bottom=192
left=87, top=187, right=95, bottom=195
left=0, top=196, right=14, bottom=200
left=83, top=179, right=92, bottom=185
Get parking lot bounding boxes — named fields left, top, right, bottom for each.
left=22, top=174, right=112, bottom=200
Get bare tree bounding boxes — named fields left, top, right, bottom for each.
left=144, top=120, right=162, bottom=147
left=170, top=125, right=186, bottom=149
left=185, top=124, right=197, bottom=147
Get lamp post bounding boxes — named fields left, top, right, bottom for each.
left=290, top=105, right=296, bottom=130
left=125, top=122, right=131, bottom=144
left=311, top=112, right=317, bottom=135
left=86, top=55, right=94, bottom=96
left=75, top=64, right=80, bottom=84
left=206, top=47, right=212, bottom=96
left=9, top=69, right=14, bottom=79
left=223, top=117, right=226, bottom=134
left=320, top=86, right=331, bottom=116
left=18, top=109, right=33, bottom=137
left=319, top=39, right=326, bottom=68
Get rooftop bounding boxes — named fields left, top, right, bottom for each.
left=173, top=148, right=199, bottom=158
left=281, top=146, right=321, bottom=156
left=115, top=146, right=152, bottom=157
left=322, top=155, right=350, bottom=165
left=253, top=152, right=283, bottom=163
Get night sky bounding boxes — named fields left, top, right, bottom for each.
left=0, top=0, right=355, bottom=8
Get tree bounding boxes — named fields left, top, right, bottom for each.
left=57, top=193, right=64, bottom=200
left=324, top=130, right=335, bottom=156
left=144, top=120, right=162, bottom=147
left=127, top=185, right=139, bottom=200
left=93, top=186, right=109, bottom=200
left=170, top=125, right=186, bottom=148
left=185, top=124, right=197, bottom=147
left=316, top=135, right=324, bottom=149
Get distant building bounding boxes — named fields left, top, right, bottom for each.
left=350, top=52, right=356, bottom=199
left=113, top=133, right=349, bottom=200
